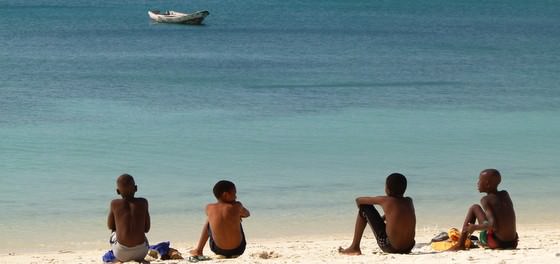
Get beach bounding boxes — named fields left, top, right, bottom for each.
left=2, top=0, right=560, bottom=262
left=1, top=224, right=559, bottom=263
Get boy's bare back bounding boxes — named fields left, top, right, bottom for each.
left=107, top=174, right=150, bottom=247
left=206, top=201, right=248, bottom=250
left=482, top=190, right=516, bottom=241
left=383, top=196, right=416, bottom=250
left=108, top=198, right=150, bottom=246
left=372, top=196, right=416, bottom=250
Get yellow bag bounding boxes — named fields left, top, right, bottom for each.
left=431, top=228, right=471, bottom=251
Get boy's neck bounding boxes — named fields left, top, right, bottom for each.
left=121, top=195, right=135, bottom=200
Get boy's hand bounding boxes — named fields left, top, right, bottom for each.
left=235, top=201, right=250, bottom=218
left=467, top=223, right=477, bottom=234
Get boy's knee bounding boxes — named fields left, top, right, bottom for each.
left=358, top=204, right=370, bottom=216
left=358, top=204, right=373, bottom=212
left=469, top=204, right=482, bottom=210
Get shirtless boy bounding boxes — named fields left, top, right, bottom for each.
left=107, top=174, right=151, bottom=262
left=451, top=169, right=517, bottom=250
left=339, top=173, right=416, bottom=255
left=190, top=180, right=250, bottom=258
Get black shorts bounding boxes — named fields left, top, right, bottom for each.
left=207, top=224, right=246, bottom=258
left=359, top=204, right=414, bottom=254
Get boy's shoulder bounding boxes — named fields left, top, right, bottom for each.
left=386, top=195, right=413, bottom=202
left=481, top=191, right=510, bottom=204
left=111, top=197, right=148, bottom=205
left=205, top=202, right=222, bottom=210
left=134, top=197, right=148, bottom=203
left=390, top=196, right=414, bottom=208
left=206, top=201, right=239, bottom=211
left=400, top=196, right=414, bottom=206
left=110, top=198, right=123, bottom=205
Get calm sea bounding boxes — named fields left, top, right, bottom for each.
left=1, top=0, right=559, bottom=252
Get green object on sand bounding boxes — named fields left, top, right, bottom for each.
left=188, top=255, right=212, bottom=263
left=479, top=230, right=488, bottom=245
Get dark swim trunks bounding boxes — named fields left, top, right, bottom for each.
left=359, top=204, right=415, bottom=254
left=207, top=224, right=246, bottom=258
left=487, top=230, right=518, bottom=249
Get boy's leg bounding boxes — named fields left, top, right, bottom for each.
left=189, top=222, right=210, bottom=256
left=458, top=204, right=487, bottom=248
left=339, top=205, right=386, bottom=255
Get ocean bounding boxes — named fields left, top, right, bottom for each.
left=1, top=0, right=559, bottom=252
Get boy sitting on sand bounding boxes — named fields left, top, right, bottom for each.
left=107, top=174, right=151, bottom=262
left=450, top=169, right=518, bottom=250
left=339, top=173, right=416, bottom=255
left=190, top=180, right=250, bottom=258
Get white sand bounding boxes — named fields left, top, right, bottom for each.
left=2, top=225, right=559, bottom=264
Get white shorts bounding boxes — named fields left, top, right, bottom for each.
left=110, top=233, right=149, bottom=262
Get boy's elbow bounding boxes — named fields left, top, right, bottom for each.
left=107, top=220, right=115, bottom=231
left=145, top=220, right=151, bottom=233
left=355, top=198, right=362, bottom=206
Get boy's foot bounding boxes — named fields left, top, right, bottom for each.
left=446, top=244, right=464, bottom=251
left=338, top=246, right=362, bottom=255
left=189, top=249, right=203, bottom=256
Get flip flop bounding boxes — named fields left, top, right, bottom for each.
left=188, top=255, right=212, bottom=263
left=431, top=232, right=449, bottom=242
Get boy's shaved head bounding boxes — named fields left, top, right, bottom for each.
left=116, top=173, right=137, bottom=198
left=117, top=173, right=135, bottom=186
left=480, top=169, right=501, bottom=186
left=477, top=168, right=501, bottom=193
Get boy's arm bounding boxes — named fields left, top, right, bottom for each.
left=107, top=202, right=116, bottom=231
left=355, top=196, right=387, bottom=207
left=467, top=197, right=494, bottom=233
left=480, top=197, right=495, bottom=228
left=144, top=199, right=150, bottom=233
left=235, top=202, right=250, bottom=218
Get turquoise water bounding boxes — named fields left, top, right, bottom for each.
left=1, top=0, right=560, bottom=252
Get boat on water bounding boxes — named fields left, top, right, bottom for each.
left=148, top=10, right=209, bottom=25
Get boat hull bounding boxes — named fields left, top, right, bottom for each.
left=148, top=10, right=209, bottom=25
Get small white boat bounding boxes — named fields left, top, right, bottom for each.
left=148, top=10, right=209, bottom=25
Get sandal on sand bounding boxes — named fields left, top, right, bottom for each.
left=431, top=232, right=449, bottom=242
left=188, top=255, right=212, bottom=263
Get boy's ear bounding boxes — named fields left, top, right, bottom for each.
left=134, top=185, right=138, bottom=192
left=116, top=189, right=121, bottom=195
left=385, top=186, right=391, bottom=196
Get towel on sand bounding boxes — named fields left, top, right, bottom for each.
left=103, top=241, right=179, bottom=262
left=431, top=228, right=475, bottom=251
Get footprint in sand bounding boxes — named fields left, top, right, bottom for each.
left=251, top=251, right=280, bottom=259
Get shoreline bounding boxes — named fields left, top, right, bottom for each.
left=3, top=210, right=558, bottom=254
left=2, top=224, right=559, bottom=263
